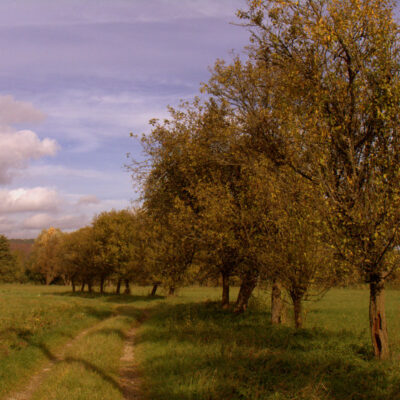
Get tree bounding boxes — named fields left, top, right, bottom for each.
left=266, top=169, right=339, bottom=328
left=145, top=200, right=196, bottom=295
left=59, top=230, right=91, bottom=292
left=31, top=227, right=64, bottom=285
left=92, top=209, right=137, bottom=294
left=0, top=235, right=16, bottom=283
left=134, top=99, right=273, bottom=305
left=62, top=227, right=98, bottom=292
left=240, top=0, right=400, bottom=358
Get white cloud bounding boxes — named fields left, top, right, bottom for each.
left=0, top=95, right=58, bottom=183
left=0, top=94, right=45, bottom=125
left=22, top=213, right=89, bottom=230
left=0, top=185, right=130, bottom=238
left=0, top=187, right=61, bottom=213
left=0, top=130, right=58, bottom=183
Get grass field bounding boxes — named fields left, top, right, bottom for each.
left=1, top=285, right=400, bottom=399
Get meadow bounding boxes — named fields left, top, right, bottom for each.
left=1, top=285, right=400, bottom=399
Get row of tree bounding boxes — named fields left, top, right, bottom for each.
left=26, top=212, right=147, bottom=294
left=128, top=0, right=400, bottom=360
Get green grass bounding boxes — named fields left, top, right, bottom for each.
left=0, top=284, right=158, bottom=399
left=31, top=314, right=131, bottom=400
left=2, top=285, right=400, bottom=400
left=136, top=287, right=400, bottom=400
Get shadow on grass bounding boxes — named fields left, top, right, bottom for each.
left=4, top=304, right=148, bottom=397
left=46, top=290, right=165, bottom=304
left=0, top=303, right=138, bottom=355
left=33, top=340, right=122, bottom=392
left=136, top=301, right=400, bottom=400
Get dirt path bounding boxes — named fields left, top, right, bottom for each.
left=119, top=325, right=143, bottom=400
left=5, top=309, right=148, bottom=400
left=5, top=318, right=116, bottom=400
left=118, top=312, right=148, bottom=400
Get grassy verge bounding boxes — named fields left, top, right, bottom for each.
left=136, top=287, right=400, bottom=400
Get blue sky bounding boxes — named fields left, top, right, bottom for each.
left=0, top=0, right=249, bottom=238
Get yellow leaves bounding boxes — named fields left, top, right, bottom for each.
left=250, top=0, right=263, bottom=7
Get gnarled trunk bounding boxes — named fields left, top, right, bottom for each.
left=369, top=279, right=389, bottom=359
left=150, top=283, right=158, bottom=296
left=221, top=271, right=230, bottom=309
left=234, top=271, right=258, bottom=313
left=271, top=280, right=285, bottom=325
left=116, top=278, right=122, bottom=294
left=124, top=279, right=131, bottom=294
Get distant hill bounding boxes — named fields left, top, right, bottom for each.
left=9, top=239, right=34, bottom=257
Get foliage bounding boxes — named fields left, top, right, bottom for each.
left=0, top=235, right=17, bottom=283
left=236, top=0, right=400, bottom=358
left=31, top=228, right=64, bottom=285
left=92, top=210, right=136, bottom=290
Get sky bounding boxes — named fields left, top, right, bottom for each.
left=0, top=0, right=250, bottom=239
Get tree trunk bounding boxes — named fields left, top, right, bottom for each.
left=80, top=282, right=85, bottom=292
left=116, top=279, right=122, bottom=294
left=292, top=295, right=303, bottom=329
left=234, top=271, right=258, bottom=313
left=221, top=271, right=230, bottom=309
left=369, top=279, right=389, bottom=359
left=124, top=279, right=131, bottom=294
left=100, top=276, right=105, bottom=295
left=88, top=281, right=93, bottom=293
left=71, top=279, right=76, bottom=293
left=168, top=286, right=175, bottom=296
left=271, top=280, right=285, bottom=325
left=45, top=273, right=52, bottom=285
left=150, top=283, right=158, bottom=296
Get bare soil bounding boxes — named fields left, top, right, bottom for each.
left=118, top=324, right=143, bottom=400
